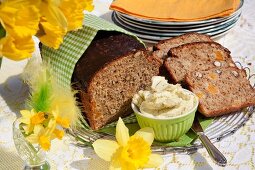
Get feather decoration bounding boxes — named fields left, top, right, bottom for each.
left=22, top=56, right=81, bottom=127
left=22, top=57, right=53, bottom=113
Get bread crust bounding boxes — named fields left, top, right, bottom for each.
left=168, top=41, right=231, bottom=56
left=155, top=32, right=212, bottom=50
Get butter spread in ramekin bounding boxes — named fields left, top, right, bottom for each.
left=132, top=76, right=197, bottom=118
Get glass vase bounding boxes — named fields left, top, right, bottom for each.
left=13, top=119, right=50, bottom=170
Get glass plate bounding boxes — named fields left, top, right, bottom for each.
left=112, top=11, right=240, bottom=37
left=112, top=13, right=239, bottom=42
left=116, top=8, right=241, bottom=28
left=69, top=62, right=255, bottom=154
left=114, top=12, right=241, bottom=33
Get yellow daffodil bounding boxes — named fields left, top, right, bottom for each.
left=26, top=119, right=56, bottom=151
left=93, top=118, right=163, bottom=170
left=37, top=19, right=67, bottom=49
left=0, top=4, right=40, bottom=39
left=0, top=35, right=35, bottom=61
left=0, top=0, right=39, bottom=60
left=19, top=109, right=46, bottom=134
left=8, top=6, right=39, bottom=38
left=53, top=128, right=65, bottom=139
left=37, top=0, right=90, bottom=49
left=0, top=0, right=94, bottom=60
left=60, top=0, right=94, bottom=31
left=39, top=0, right=67, bottom=29
left=51, top=106, right=70, bottom=128
left=84, top=0, right=94, bottom=12
left=20, top=109, right=38, bottom=134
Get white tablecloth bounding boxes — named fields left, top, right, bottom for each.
left=0, top=0, right=255, bottom=169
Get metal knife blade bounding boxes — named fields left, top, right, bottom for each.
left=191, top=116, right=204, bottom=133
left=192, top=116, right=227, bottom=167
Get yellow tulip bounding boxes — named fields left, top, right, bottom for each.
left=92, top=118, right=163, bottom=170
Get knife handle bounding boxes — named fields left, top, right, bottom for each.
left=198, top=132, right=227, bottom=166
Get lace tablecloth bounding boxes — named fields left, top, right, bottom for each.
left=0, top=0, right=255, bottom=169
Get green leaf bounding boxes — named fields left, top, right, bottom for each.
left=0, top=23, right=6, bottom=39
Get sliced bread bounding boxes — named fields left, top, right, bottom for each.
left=164, top=42, right=236, bottom=83
left=154, top=32, right=212, bottom=60
left=185, top=67, right=255, bottom=117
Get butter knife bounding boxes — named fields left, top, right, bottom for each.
left=192, top=116, right=227, bottom=166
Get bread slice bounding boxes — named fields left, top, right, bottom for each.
left=164, top=42, right=236, bottom=83
left=82, top=51, right=159, bottom=129
left=154, top=32, right=212, bottom=60
left=185, top=67, right=255, bottom=117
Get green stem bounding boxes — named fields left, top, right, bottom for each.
left=0, top=22, right=5, bottom=69
left=25, top=138, right=43, bottom=165
left=76, top=136, right=93, bottom=147
left=19, top=124, right=43, bottom=165
left=0, top=57, right=2, bottom=69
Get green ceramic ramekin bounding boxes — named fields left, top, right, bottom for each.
left=131, top=90, right=198, bottom=142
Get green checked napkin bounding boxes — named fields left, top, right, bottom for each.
left=41, top=14, right=213, bottom=147
left=41, top=14, right=143, bottom=89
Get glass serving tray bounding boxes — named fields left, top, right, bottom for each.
left=68, top=62, right=255, bottom=154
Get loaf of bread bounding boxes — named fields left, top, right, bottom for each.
left=72, top=31, right=160, bottom=130
left=153, top=32, right=212, bottom=61
left=164, top=42, right=236, bottom=83
left=185, top=67, right=255, bottom=117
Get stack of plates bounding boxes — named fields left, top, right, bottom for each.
left=112, top=0, right=243, bottom=43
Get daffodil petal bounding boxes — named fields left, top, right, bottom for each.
left=143, top=154, right=163, bottom=168
left=38, top=21, right=66, bottom=49
left=109, top=148, right=122, bottom=170
left=33, top=124, right=44, bottom=134
left=19, top=110, right=32, bottom=124
left=45, top=119, right=57, bottom=135
left=39, top=135, right=51, bottom=151
left=26, top=134, right=38, bottom=144
left=134, top=127, right=154, bottom=146
left=92, top=139, right=119, bottom=161
left=116, top=118, right=129, bottom=146
left=109, top=162, right=121, bottom=170
left=20, top=110, right=32, bottom=116
left=40, top=2, right=67, bottom=28
left=9, top=6, right=39, bottom=38
left=1, top=36, right=34, bottom=61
